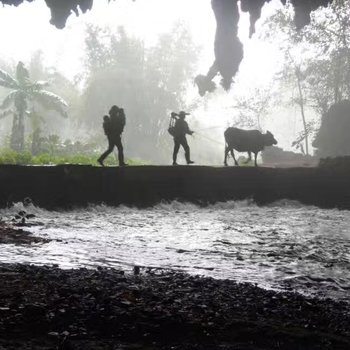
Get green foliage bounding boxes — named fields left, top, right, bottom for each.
left=0, top=61, right=68, bottom=151
left=0, top=148, right=18, bottom=164
left=0, top=148, right=147, bottom=166
left=0, top=149, right=32, bottom=165
left=0, top=25, right=201, bottom=164
left=0, top=131, right=148, bottom=166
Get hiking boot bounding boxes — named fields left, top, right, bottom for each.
left=119, top=162, right=128, bottom=167
left=172, top=162, right=178, bottom=166
left=97, top=159, right=104, bottom=167
left=187, top=160, right=194, bottom=165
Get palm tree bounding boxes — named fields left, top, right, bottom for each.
left=0, top=61, right=68, bottom=151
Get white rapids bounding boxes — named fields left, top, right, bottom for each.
left=0, top=200, right=349, bottom=301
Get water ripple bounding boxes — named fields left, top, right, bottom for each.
left=0, top=200, right=349, bottom=301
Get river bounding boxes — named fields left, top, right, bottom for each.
left=0, top=200, right=349, bottom=301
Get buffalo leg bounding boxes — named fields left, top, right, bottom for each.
left=245, top=151, right=252, bottom=163
left=224, top=146, right=229, bottom=166
left=254, top=152, right=258, bottom=167
left=230, top=149, right=238, bottom=166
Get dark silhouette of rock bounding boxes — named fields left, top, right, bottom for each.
left=241, top=0, right=269, bottom=37
left=1, top=164, right=350, bottom=209
left=0, top=0, right=332, bottom=31
left=0, top=0, right=92, bottom=29
left=319, top=157, right=350, bottom=177
left=262, top=146, right=318, bottom=167
left=281, top=0, right=331, bottom=29
left=0, top=221, right=49, bottom=244
left=194, top=0, right=333, bottom=94
left=213, top=0, right=243, bottom=91
left=313, top=100, right=350, bottom=158
left=0, top=0, right=332, bottom=92
left=44, top=0, right=93, bottom=29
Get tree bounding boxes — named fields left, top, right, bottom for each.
left=262, top=0, right=350, bottom=154
left=262, top=4, right=313, bottom=154
left=230, top=86, right=276, bottom=130
left=304, top=0, right=350, bottom=113
left=27, top=51, right=81, bottom=142
left=0, top=61, right=68, bottom=151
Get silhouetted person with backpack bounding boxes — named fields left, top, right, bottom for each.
left=169, top=111, right=194, bottom=165
left=98, top=105, right=127, bottom=166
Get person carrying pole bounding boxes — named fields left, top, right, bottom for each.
left=169, top=111, right=195, bottom=166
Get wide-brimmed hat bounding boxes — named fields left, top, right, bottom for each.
left=178, top=111, right=190, bottom=117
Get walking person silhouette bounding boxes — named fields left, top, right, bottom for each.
left=169, top=111, right=195, bottom=165
left=98, top=105, right=127, bottom=166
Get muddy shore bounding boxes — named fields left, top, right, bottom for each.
left=0, top=264, right=349, bottom=349
left=0, top=163, right=350, bottom=209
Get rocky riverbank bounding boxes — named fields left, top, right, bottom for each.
left=0, top=222, right=48, bottom=245
left=0, top=264, right=349, bottom=349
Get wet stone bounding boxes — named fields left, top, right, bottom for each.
left=0, top=263, right=349, bottom=349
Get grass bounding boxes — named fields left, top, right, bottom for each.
left=0, top=149, right=147, bottom=166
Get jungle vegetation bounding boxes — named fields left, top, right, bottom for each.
left=261, top=0, right=350, bottom=155
left=0, top=23, right=200, bottom=165
left=0, top=61, right=68, bottom=152
left=1, top=0, right=350, bottom=165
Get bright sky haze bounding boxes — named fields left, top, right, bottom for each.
left=0, top=0, right=281, bottom=79
left=0, top=0, right=301, bottom=151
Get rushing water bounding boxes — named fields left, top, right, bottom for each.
left=0, top=200, right=349, bottom=301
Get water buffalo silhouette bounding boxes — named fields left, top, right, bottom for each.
left=224, top=127, right=277, bottom=167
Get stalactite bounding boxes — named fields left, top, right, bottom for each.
left=241, top=0, right=270, bottom=38
left=0, top=0, right=332, bottom=32
left=0, top=0, right=333, bottom=94
left=283, top=0, right=331, bottom=30
left=44, top=0, right=93, bottom=29
left=195, top=0, right=332, bottom=96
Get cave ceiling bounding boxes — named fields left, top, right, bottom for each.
left=0, top=0, right=333, bottom=94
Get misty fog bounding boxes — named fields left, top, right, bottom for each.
left=1, top=2, right=350, bottom=347
left=0, top=0, right=349, bottom=165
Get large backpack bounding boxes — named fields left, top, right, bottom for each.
left=168, top=126, right=176, bottom=137
left=117, top=109, right=126, bottom=133
left=111, top=110, right=126, bottom=135
left=168, top=113, right=177, bottom=137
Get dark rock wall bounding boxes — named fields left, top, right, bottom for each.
left=282, top=0, right=331, bottom=29
left=313, top=100, right=350, bottom=158
left=0, top=165, right=349, bottom=209
left=0, top=1, right=331, bottom=30
left=44, top=0, right=93, bottom=28
left=212, top=0, right=243, bottom=90
left=197, top=0, right=333, bottom=94
left=0, top=0, right=92, bottom=28
left=241, top=0, right=270, bottom=37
